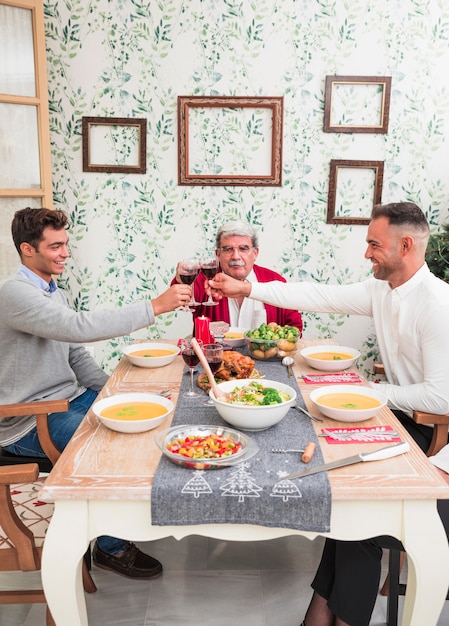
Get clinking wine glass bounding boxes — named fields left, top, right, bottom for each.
left=180, top=338, right=202, bottom=398
left=201, top=256, right=219, bottom=306
left=203, top=342, right=223, bottom=405
left=178, top=258, right=200, bottom=311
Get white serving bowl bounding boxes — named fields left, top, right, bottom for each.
left=122, top=342, right=180, bottom=368
left=300, top=345, right=360, bottom=372
left=223, top=327, right=247, bottom=348
left=209, top=378, right=297, bottom=431
left=309, top=384, right=387, bottom=423
left=92, top=392, right=174, bottom=433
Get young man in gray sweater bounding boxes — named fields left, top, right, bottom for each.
left=0, top=207, right=191, bottom=580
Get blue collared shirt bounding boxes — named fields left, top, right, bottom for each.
left=18, top=264, right=58, bottom=294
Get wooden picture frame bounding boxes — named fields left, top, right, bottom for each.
left=323, top=76, right=392, bottom=133
left=178, top=95, right=283, bottom=186
left=327, top=159, right=384, bottom=225
left=82, top=117, right=147, bottom=173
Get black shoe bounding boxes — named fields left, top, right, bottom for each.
left=92, top=541, right=162, bottom=580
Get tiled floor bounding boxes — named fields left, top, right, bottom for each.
left=1, top=535, right=448, bottom=625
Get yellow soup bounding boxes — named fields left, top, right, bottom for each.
left=224, top=332, right=244, bottom=340
left=130, top=349, right=175, bottom=358
left=316, top=393, right=381, bottom=410
left=101, top=402, right=168, bottom=421
left=307, top=351, right=354, bottom=361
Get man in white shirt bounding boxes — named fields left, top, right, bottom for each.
left=209, top=201, right=449, bottom=626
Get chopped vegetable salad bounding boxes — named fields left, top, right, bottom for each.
left=226, top=381, right=290, bottom=406
left=166, top=433, right=242, bottom=459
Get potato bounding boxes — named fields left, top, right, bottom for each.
left=264, top=346, right=278, bottom=359
left=278, top=339, right=297, bottom=352
left=251, top=349, right=266, bottom=359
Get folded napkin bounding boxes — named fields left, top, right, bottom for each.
left=151, top=358, right=331, bottom=532
left=302, top=372, right=362, bottom=384
left=321, top=426, right=401, bottom=444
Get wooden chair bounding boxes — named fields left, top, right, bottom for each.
left=0, top=400, right=96, bottom=624
left=374, top=365, right=449, bottom=625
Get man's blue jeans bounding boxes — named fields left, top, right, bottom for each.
left=4, top=389, right=125, bottom=556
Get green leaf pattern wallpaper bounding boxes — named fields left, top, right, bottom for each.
left=43, top=0, right=449, bottom=375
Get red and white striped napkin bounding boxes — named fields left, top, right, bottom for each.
left=321, top=426, right=402, bottom=444
left=302, top=372, right=363, bottom=384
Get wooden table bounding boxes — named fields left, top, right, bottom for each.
left=40, top=340, right=449, bottom=626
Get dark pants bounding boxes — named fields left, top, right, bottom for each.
left=311, top=410, right=448, bottom=626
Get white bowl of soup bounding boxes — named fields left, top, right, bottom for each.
left=93, top=393, right=174, bottom=433
left=122, top=342, right=180, bottom=368
left=309, top=385, right=387, bottom=422
left=209, top=379, right=297, bottom=431
left=223, top=327, right=247, bottom=348
left=300, top=345, right=360, bottom=371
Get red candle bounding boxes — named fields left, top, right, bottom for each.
left=195, top=315, right=212, bottom=345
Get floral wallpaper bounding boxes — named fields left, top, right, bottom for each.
left=43, top=0, right=449, bottom=375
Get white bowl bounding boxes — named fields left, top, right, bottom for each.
left=300, top=345, right=360, bottom=372
left=209, top=378, right=297, bottom=431
left=122, top=342, right=180, bottom=368
left=92, top=392, right=174, bottom=433
left=309, top=384, right=387, bottom=423
left=223, top=327, right=247, bottom=348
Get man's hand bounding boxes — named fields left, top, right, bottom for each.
left=207, top=272, right=252, bottom=300
left=152, top=283, right=191, bottom=316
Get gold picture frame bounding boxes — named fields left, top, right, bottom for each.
left=82, top=117, right=147, bottom=174
left=178, top=96, right=283, bottom=186
left=324, top=76, right=392, bottom=133
left=327, top=159, right=384, bottom=225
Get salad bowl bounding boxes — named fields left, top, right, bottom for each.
left=209, top=379, right=297, bottom=431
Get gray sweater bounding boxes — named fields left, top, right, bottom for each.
left=0, top=273, right=156, bottom=445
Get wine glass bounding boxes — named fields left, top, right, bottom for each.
left=202, top=342, right=223, bottom=405
left=200, top=255, right=219, bottom=306
left=178, top=258, right=200, bottom=311
left=179, top=338, right=202, bottom=398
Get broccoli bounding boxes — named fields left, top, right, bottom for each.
left=261, top=387, right=283, bottom=405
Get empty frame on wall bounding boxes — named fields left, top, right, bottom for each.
left=82, top=117, right=147, bottom=173
left=324, top=76, right=392, bottom=133
left=178, top=96, right=283, bottom=186
left=327, top=159, right=384, bottom=225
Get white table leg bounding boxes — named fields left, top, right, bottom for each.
left=401, top=500, right=449, bottom=626
left=42, top=500, right=90, bottom=626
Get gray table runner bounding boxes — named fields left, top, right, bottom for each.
left=151, top=357, right=331, bottom=532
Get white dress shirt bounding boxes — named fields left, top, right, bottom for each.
left=250, top=264, right=449, bottom=416
left=227, top=269, right=266, bottom=328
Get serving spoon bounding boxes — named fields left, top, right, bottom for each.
left=282, top=356, right=294, bottom=377
left=191, top=338, right=228, bottom=400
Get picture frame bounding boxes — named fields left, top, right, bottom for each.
left=82, top=117, right=147, bottom=174
left=178, top=95, right=283, bottom=186
left=323, top=76, right=392, bottom=133
left=327, top=159, right=384, bottom=225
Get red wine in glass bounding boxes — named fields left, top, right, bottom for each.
left=179, top=273, right=197, bottom=286
left=181, top=349, right=199, bottom=368
left=203, top=343, right=223, bottom=405
left=201, top=257, right=219, bottom=306
left=178, top=259, right=200, bottom=310
left=207, top=358, right=222, bottom=373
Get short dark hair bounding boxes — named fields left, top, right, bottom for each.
left=371, top=202, right=430, bottom=234
left=11, top=207, right=69, bottom=255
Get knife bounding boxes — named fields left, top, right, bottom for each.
left=285, top=441, right=410, bottom=480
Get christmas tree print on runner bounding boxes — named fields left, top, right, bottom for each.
left=181, top=471, right=213, bottom=498
left=219, top=463, right=263, bottom=502
left=271, top=471, right=302, bottom=502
